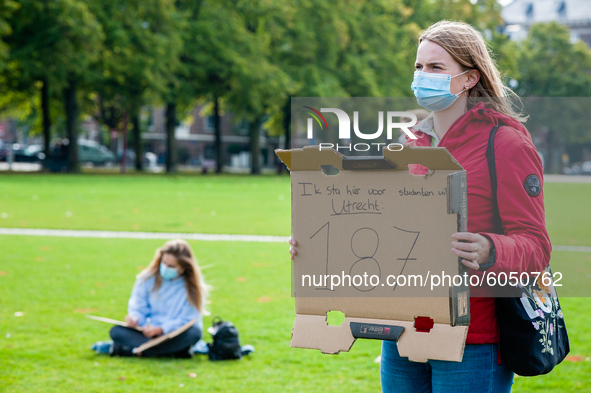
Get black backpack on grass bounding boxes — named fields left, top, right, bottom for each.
left=207, top=317, right=242, bottom=361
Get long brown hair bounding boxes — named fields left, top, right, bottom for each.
left=419, top=20, right=526, bottom=122
left=138, top=239, right=209, bottom=315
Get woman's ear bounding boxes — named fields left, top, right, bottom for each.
left=466, top=69, right=481, bottom=90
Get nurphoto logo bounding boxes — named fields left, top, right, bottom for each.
left=302, top=106, right=418, bottom=152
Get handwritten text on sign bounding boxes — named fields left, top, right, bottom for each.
left=298, top=183, right=446, bottom=216
left=293, top=175, right=453, bottom=297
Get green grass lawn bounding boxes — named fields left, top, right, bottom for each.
left=1, top=174, right=590, bottom=245
left=0, top=236, right=382, bottom=392
left=544, top=183, right=591, bottom=247
left=0, top=174, right=291, bottom=235
left=0, top=174, right=590, bottom=392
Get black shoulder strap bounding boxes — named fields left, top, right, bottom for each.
left=486, top=123, right=504, bottom=235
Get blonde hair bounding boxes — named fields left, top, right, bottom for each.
left=139, top=239, right=209, bottom=315
left=419, top=20, right=526, bottom=122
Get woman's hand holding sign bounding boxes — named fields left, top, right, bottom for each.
left=451, top=232, right=493, bottom=271
left=289, top=236, right=297, bottom=260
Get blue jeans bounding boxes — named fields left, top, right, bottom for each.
left=110, top=325, right=201, bottom=357
left=381, top=341, right=514, bottom=393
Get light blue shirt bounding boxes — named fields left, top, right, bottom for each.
left=127, top=275, right=202, bottom=334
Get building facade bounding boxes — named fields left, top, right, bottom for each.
left=501, top=0, right=591, bottom=46
left=143, top=105, right=282, bottom=170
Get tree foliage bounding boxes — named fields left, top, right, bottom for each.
left=89, top=0, right=182, bottom=171
left=513, top=22, right=591, bottom=172
left=0, top=0, right=18, bottom=68
left=517, top=22, right=591, bottom=97
left=7, top=0, right=589, bottom=175
left=4, top=0, right=104, bottom=171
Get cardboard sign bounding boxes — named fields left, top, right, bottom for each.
left=133, top=318, right=198, bottom=354
left=86, top=314, right=198, bottom=355
left=276, top=146, right=470, bottom=362
left=86, top=315, right=143, bottom=331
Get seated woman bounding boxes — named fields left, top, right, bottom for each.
left=92, top=239, right=209, bottom=358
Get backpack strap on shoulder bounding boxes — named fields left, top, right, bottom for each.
left=486, top=123, right=504, bottom=235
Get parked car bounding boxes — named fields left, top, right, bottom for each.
left=0, top=143, right=44, bottom=162
left=20, top=144, right=45, bottom=161
left=46, top=139, right=115, bottom=170
left=564, top=161, right=591, bottom=176
left=77, top=139, right=115, bottom=166
left=581, top=161, right=591, bottom=175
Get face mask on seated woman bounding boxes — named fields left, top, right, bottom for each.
left=160, top=263, right=179, bottom=280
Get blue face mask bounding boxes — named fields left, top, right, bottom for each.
left=411, top=70, right=469, bottom=112
left=160, top=263, right=179, bottom=280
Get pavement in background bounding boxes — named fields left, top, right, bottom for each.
left=0, top=228, right=588, bottom=252
left=0, top=228, right=287, bottom=243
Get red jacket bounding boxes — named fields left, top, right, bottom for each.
left=407, top=102, right=551, bottom=344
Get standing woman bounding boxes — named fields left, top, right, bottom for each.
left=92, top=239, right=209, bottom=357
left=379, top=21, right=551, bottom=392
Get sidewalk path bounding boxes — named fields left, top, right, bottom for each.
left=0, top=228, right=589, bottom=252
left=544, top=174, right=591, bottom=183
left=0, top=228, right=287, bottom=243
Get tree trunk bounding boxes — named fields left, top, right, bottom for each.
left=165, top=102, right=177, bottom=173
left=282, top=98, right=291, bottom=150
left=121, top=111, right=128, bottom=174
left=250, top=116, right=262, bottom=175
left=41, top=78, right=51, bottom=160
left=63, top=76, right=79, bottom=173
left=132, top=112, right=143, bottom=171
left=109, top=129, right=118, bottom=160
left=214, top=96, right=222, bottom=173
